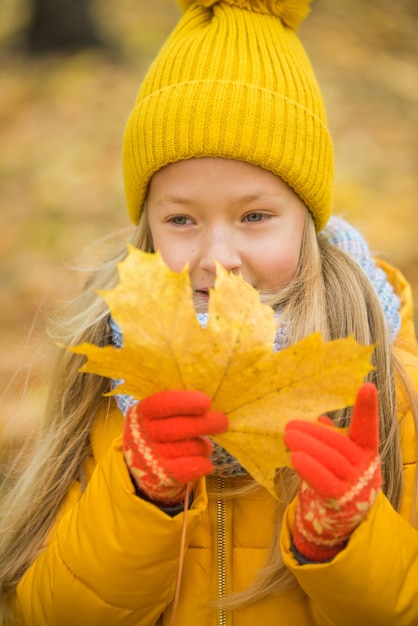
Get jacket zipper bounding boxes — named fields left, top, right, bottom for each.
left=217, top=477, right=228, bottom=626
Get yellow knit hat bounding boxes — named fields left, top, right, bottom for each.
left=123, top=0, right=333, bottom=231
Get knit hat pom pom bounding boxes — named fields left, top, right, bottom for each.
left=178, top=0, right=311, bottom=29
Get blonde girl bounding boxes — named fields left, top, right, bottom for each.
left=1, top=1, right=417, bottom=625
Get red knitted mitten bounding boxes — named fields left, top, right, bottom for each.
left=123, top=390, right=228, bottom=504
left=284, top=382, right=382, bottom=562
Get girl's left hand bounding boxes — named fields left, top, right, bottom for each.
left=284, top=382, right=382, bottom=562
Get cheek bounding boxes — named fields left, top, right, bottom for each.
left=154, top=239, right=194, bottom=274
left=259, top=243, right=301, bottom=288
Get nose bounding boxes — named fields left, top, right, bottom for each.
left=199, top=231, right=242, bottom=274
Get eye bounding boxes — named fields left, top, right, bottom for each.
left=169, top=215, right=193, bottom=225
left=243, top=212, right=269, bottom=223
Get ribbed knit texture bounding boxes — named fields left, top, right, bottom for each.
left=122, top=0, right=334, bottom=231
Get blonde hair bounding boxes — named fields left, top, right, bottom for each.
left=0, top=210, right=417, bottom=618
left=213, top=214, right=418, bottom=609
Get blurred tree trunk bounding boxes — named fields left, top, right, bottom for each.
left=27, top=0, right=105, bottom=53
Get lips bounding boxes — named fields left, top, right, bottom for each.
left=193, top=289, right=211, bottom=312
left=193, top=287, right=212, bottom=296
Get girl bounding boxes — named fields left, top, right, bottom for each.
left=1, top=1, right=417, bottom=624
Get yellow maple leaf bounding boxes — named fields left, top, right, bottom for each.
left=70, top=245, right=375, bottom=498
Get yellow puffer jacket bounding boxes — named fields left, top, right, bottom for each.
left=10, top=262, right=418, bottom=626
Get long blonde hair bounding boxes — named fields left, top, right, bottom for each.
left=0, top=210, right=417, bottom=616
left=214, top=214, right=418, bottom=608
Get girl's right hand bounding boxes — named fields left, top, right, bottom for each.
left=123, top=390, right=228, bottom=504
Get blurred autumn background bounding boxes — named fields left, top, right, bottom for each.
left=1, top=0, right=417, bottom=443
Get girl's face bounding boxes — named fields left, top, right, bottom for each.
left=147, top=158, right=307, bottom=311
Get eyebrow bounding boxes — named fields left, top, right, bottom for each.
left=154, top=196, right=192, bottom=206
left=231, top=191, right=278, bottom=204
left=155, top=191, right=279, bottom=206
